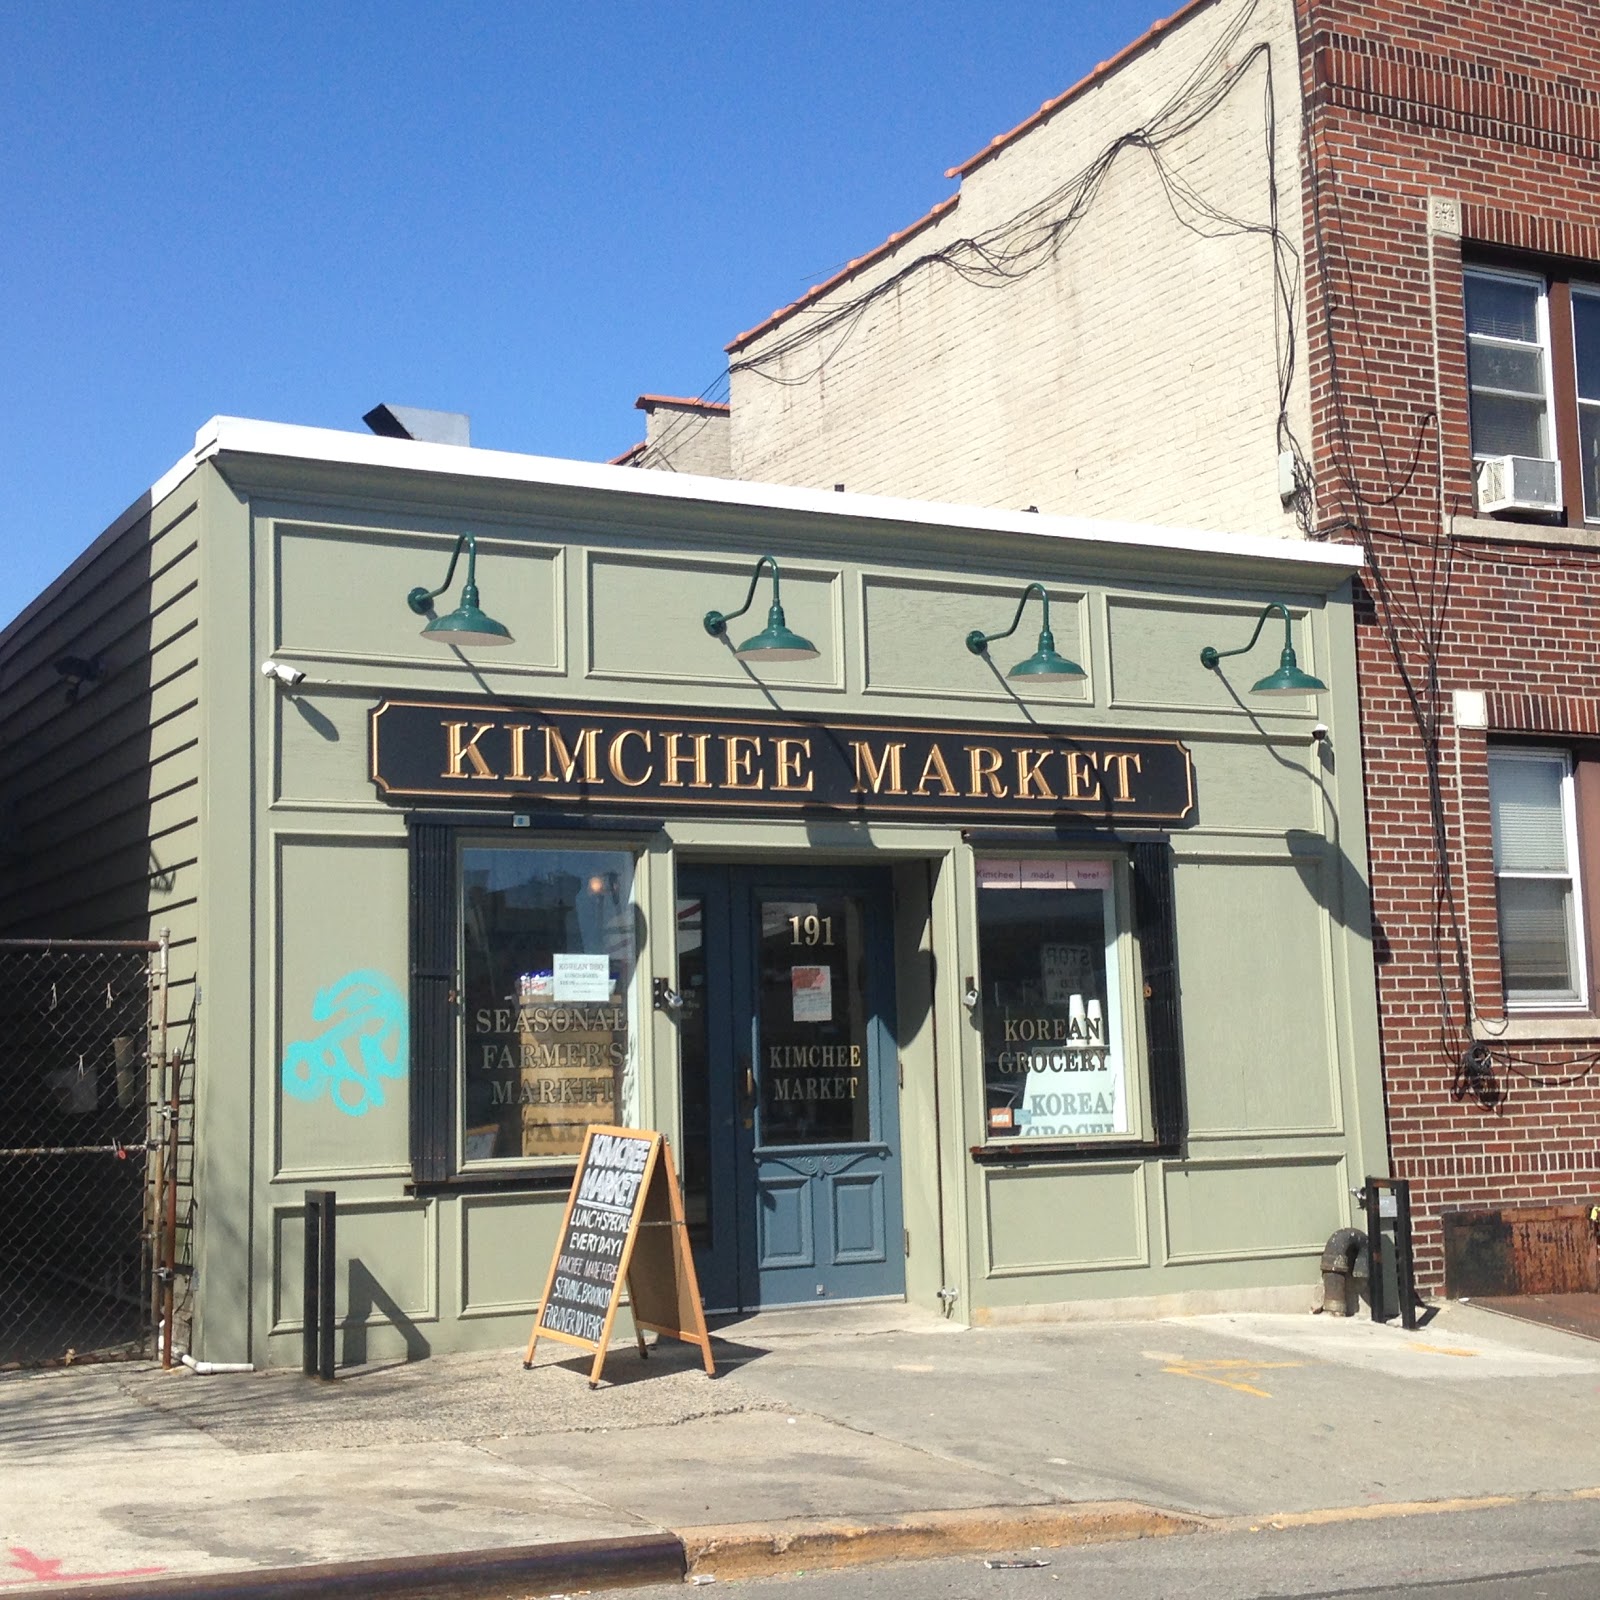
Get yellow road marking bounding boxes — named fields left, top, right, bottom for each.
left=1159, top=1358, right=1304, bottom=1398
left=1407, top=1343, right=1479, bottom=1357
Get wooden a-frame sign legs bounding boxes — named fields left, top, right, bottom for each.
left=523, top=1126, right=715, bottom=1388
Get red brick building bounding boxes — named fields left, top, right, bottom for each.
left=1301, top=0, right=1600, bottom=1291
left=628, top=0, right=1600, bottom=1297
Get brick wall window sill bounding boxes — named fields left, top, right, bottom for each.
left=1450, top=514, right=1600, bottom=549
left=1472, top=1016, right=1600, bottom=1042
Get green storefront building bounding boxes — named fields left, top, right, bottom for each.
left=0, top=415, right=1383, bottom=1365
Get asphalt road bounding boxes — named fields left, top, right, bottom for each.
left=636, top=1498, right=1600, bottom=1599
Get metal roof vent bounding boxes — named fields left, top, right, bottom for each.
left=362, top=404, right=471, bottom=447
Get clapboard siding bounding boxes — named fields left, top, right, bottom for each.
left=0, top=478, right=203, bottom=970
left=1, top=515, right=198, bottom=745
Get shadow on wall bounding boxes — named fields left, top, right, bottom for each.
left=340, top=1259, right=430, bottom=1367
left=1284, top=827, right=1375, bottom=941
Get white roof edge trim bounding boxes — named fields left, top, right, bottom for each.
left=196, top=415, right=1364, bottom=576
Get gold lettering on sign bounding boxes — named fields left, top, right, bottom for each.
left=914, top=743, right=958, bottom=796
left=607, top=728, right=653, bottom=787
left=542, top=726, right=602, bottom=785
left=1014, top=748, right=1056, bottom=799
left=1102, top=751, right=1142, bottom=803
left=1065, top=750, right=1102, bottom=801
left=443, top=721, right=497, bottom=780
left=721, top=734, right=765, bottom=791
left=506, top=724, right=532, bottom=781
left=662, top=731, right=712, bottom=788
left=774, top=737, right=814, bottom=792
left=849, top=740, right=906, bottom=795
left=967, top=745, right=1006, bottom=797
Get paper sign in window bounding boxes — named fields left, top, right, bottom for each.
left=1017, top=859, right=1068, bottom=889
left=1065, top=860, right=1113, bottom=891
left=553, top=953, right=611, bottom=1003
left=791, top=965, right=833, bottom=1023
left=976, top=859, right=1022, bottom=889
left=1041, top=944, right=1096, bottom=1006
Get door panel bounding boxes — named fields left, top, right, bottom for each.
left=677, top=866, right=904, bottom=1311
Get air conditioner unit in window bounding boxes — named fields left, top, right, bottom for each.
left=1476, top=454, right=1561, bottom=515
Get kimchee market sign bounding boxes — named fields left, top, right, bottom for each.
left=369, top=697, right=1195, bottom=826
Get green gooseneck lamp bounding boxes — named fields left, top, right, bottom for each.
left=1199, top=602, right=1326, bottom=695
left=703, top=554, right=819, bottom=662
left=965, top=581, right=1085, bottom=683
left=405, top=533, right=514, bottom=647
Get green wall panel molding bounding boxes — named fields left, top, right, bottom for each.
left=270, top=1196, right=436, bottom=1335
left=861, top=572, right=1090, bottom=703
left=1160, top=1157, right=1348, bottom=1264
left=458, top=1191, right=566, bottom=1319
left=982, top=1163, right=1149, bottom=1276
left=273, top=520, right=565, bottom=672
left=1106, top=594, right=1325, bottom=715
left=586, top=550, right=842, bottom=688
left=1174, top=856, right=1342, bottom=1137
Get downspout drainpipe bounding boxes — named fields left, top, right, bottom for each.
left=1320, top=1227, right=1368, bottom=1316
left=179, top=1353, right=255, bottom=1375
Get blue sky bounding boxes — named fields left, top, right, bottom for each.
left=1, top=3, right=1173, bottom=622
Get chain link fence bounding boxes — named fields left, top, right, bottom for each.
left=0, top=938, right=170, bottom=1370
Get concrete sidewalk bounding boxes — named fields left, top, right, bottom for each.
left=3, top=1301, right=1599, bottom=1596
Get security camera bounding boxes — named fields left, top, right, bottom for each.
left=261, top=660, right=307, bottom=687
left=1311, top=722, right=1330, bottom=744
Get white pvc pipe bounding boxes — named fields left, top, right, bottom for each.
left=179, top=1352, right=255, bottom=1375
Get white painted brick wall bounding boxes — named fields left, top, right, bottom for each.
left=641, top=405, right=732, bottom=478
left=724, top=0, right=1308, bottom=541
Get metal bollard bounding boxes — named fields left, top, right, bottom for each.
left=303, top=1189, right=336, bottom=1379
left=1360, top=1175, right=1418, bottom=1330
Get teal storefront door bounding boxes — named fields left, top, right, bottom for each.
left=675, top=866, right=904, bottom=1312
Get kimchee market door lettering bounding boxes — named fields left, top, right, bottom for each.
left=371, top=699, right=1195, bottom=825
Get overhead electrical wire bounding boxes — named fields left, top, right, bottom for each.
left=640, top=0, right=1315, bottom=528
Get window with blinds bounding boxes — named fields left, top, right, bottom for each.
left=1488, top=747, right=1587, bottom=1007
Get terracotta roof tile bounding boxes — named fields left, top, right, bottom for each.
left=725, top=0, right=1211, bottom=356
left=946, top=0, right=1213, bottom=179
left=633, top=394, right=731, bottom=414
left=726, top=196, right=959, bottom=354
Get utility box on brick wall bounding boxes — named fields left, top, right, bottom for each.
left=1442, top=1205, right=1600, bottom=1298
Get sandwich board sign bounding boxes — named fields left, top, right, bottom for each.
left=523, top=1125, right=715, bottom=1387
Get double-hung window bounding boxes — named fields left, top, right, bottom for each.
left=1464, top=269, right=1553, bottom=463
left=1464, top=264, right=1600, bottom=524
left=1488, top=747, right=1588, bottom=1010
left=1575, top=287, right=1600, bottom=521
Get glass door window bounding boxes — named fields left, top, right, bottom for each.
left=757, top=894, right=872, bottom=1147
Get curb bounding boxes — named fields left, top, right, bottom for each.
left=23, top=1532, right=685, bottom=1600
left=677, top=1501, right=1205, bottom=1580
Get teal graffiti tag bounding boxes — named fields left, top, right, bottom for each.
left=282, top=970, right=407, bottom=1117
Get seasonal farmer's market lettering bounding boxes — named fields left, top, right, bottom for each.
left=370, top=698, right=1195, bottom=824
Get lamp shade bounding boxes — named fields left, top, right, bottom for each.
left=1250, top=645, right=1326, bottom=696
left=704, top=560, right=819, bottom=666
left=734, top=603, right=818, bottom=662
left=419, top=593, right=514, bottom=647
left=404, top=534, right=513, bottom=650
left=1200, top=603, right=1328, bottom=698
left=1005, top=631, right=1085, bottom=683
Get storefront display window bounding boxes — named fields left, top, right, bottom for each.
left=976, top=857, right=1131, bottom=1141
left=459, top=846, right=638, bottom=1163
